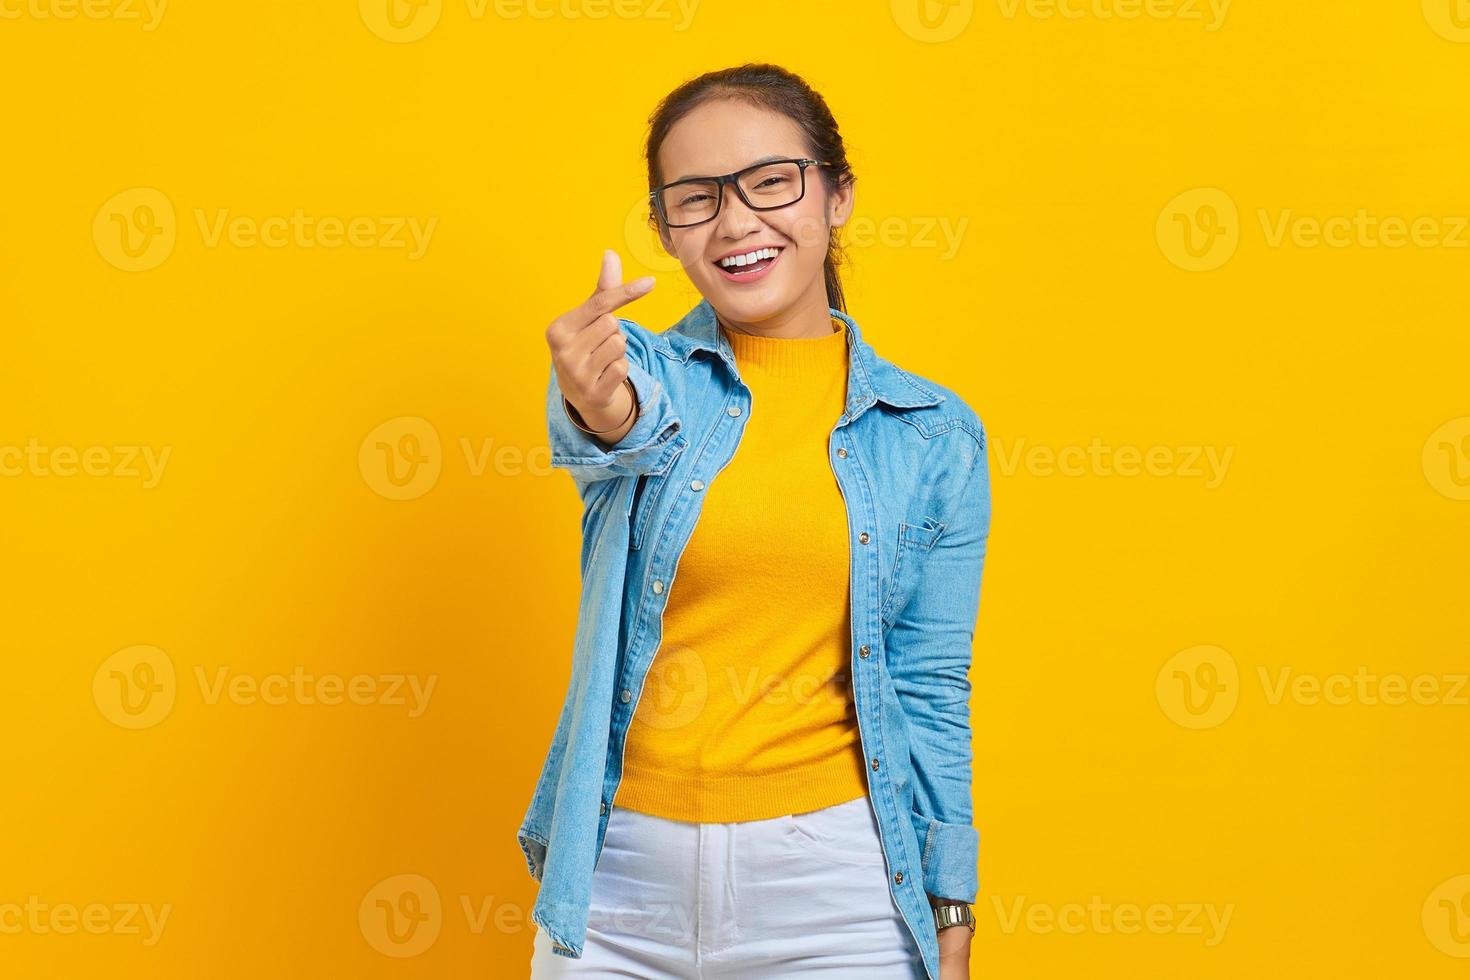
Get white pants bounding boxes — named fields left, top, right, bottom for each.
left=530, top=794, right=926, bottom=978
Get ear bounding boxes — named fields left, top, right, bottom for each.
left=826, top=174, right=856, bottom=230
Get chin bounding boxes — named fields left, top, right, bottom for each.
left=705, top=287, right=790, bottom=324
left=691, top=266, right=800, bottom=322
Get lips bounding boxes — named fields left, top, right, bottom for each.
left=712, top=245, right=784, bottom=284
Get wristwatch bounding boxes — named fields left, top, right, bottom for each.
left=933, top=901, right=976, bottom=934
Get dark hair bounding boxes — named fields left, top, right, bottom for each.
left=644, top=63, right=855, bottom=313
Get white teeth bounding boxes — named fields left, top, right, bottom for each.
left=718, top=247, right=780, bottom=269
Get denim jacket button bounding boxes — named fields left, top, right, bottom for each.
left=652, top=580, right=664, bottom=594
left=894, top=872, right=905, bottom=885
left=836, top=447, right=848, bottom=458
left=859, top=532, right=870, bottom=544
left=619, top=689, right=632, bottom=703
left=726, top=405, right=741, bottom=417
left=871, top=757, right=880, bottom=771
left=859, top=644, right=871, bottom=659
left=600, top=801, right=607, bottom=815
left=690, top=479, right=704, bottom=491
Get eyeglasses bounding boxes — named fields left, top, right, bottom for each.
left=650, top=157, right=833, bottom=229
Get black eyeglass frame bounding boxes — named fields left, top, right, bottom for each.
left=649, top=157, right=834, bottom=229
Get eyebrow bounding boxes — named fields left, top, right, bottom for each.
left=667, top=154, right=800, bottom=184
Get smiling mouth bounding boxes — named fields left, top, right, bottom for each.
left=713, top=246, right=784, bottom=280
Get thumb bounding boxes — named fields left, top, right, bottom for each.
left=595, top=248, right=622, bottom=294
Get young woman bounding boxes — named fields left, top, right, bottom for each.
left=523, top=63, right=991, bottom=980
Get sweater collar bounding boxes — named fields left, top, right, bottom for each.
left=720, top=315, right=848, bottom=378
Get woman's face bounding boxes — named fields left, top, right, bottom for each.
left=655, top=98, right=853, bottom=327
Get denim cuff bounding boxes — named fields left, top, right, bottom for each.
left=547, top=352, right=683, bottom=482
left=912, top=810, right=980, bottom=903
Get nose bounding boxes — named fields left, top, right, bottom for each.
left=712, top=181, right=762, bottom=240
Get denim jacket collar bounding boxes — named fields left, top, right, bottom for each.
left=662, top=297, right=946, bottom=414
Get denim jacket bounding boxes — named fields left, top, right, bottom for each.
left=518, top=296, right=991, bottom=980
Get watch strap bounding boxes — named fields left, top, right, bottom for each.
left=933, top=901, right=975, bottom=934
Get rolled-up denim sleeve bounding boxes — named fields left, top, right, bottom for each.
left=545, top=318, right=683, bottom=490
left=888, top=428, right=990, bottom=904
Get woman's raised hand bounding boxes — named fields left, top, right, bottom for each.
left=545, top=249, right=656, bottom=444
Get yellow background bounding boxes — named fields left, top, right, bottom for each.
left=3, top=0, right=1469, bottom=976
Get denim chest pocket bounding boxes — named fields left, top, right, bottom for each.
left=879, top=516, right=947, bottom=629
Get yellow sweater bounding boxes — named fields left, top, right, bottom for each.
left=615, top=315, right=870, bottom=822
